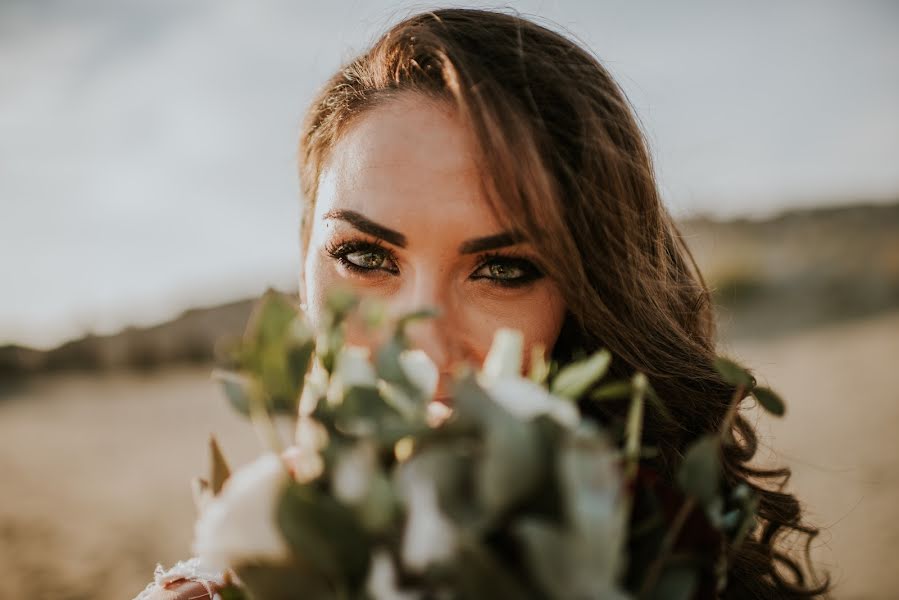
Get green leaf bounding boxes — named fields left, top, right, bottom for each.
left=374, top=336, right=410, bottom=389
left=676, top=435, right=720, bottom=507
left=514, top=518, right=572, bottom=597
left=325, top=287, right=359, bottom=322
left=397, top=306, right=440, bottom=328
left=357, top=472, right=396, bottom=533
left=713, top=356, right=754, bottom=388
left=450, top=372, right=499, bottom=428
left=403, top=446, right=480, bottom=529
left=253, top=291, right=300, bottom=346
left=213, top=369, right=257, bottom=416
left=333, top=385, right=402, bottom=435
left=647, top=565, right=699, bottom=600
left=277, top=482, right=371, bottom=591
left=558, top=425, right=628, bottom=581
left=479, top=413, right=543, bottom=518
left=285, top=338, right=315, bottom=394
left=214, top=585, right=250, bottom=600
left=752, top=386, right=786, bottom=417
left=451, top=539, right=534, bottom=599
left=528, top=344, right=551, bottom=384
left=208, top=435, right=231, bottom=495
left=731, top=493, right=759, bottom=550
left=450, top=373, right=544, bottom=520
left=623, top=374, right=646, bottom=480
left=591, top=380, right=632, bottom=401
left=236, top=563, right=336, bottom=600
left=645, top=382, right=676, bottom=426
left=551, top=349, right=611, bottom=399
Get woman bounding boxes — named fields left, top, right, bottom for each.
left=140, top=8, right=827, bottom=599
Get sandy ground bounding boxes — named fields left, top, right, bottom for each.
left=1, top=311, right=897, bottom=599
left=724, top=311, right=899, bottom=599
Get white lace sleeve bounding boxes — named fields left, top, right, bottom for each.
left=132, top=557, right=226, bottom=600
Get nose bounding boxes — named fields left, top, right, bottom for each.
left=403, top=313, right=451, bottom=372
left=390, top=272, right=459, bottom=386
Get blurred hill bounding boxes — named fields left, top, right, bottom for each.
left=0, top=299, right=255, bottom=376
left=682, top=201, right=899, bottom=340
left=2, top=201, right=897, bottom=375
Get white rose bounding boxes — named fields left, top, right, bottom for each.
left=486, top=376, right=580, bottom=429
left=481, top=328, right=524, bottom=383
left=193, top=453, right=291, bottom=572
left=337, top=345, right=378, bottom=388
left=332, top=440, right=377, bottom=504
left=398, top=349, right=438, bottom=400
left=399, top=461, right=457, bottom=571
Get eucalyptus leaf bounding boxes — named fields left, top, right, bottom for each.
left=213, top=369, right=257, bottom=416
left=732, top=494, right=759, bottom=550
left=335, top=385, right=400, bottom=433
left=214, top=585, right=250, bottom=600
left=451, top=539, right=535, bottom=600
left=558, top=426, right=628, bottom=594
left=236, top=562, right=336, bottom=600
left=450, top=372, right=499, bottom=430
left=528, top=344, right=551, bottom=385
left=752, top=386, right=786, bottom=417
left=551, top=349, right=611, bottom=399
left=591, top=380, right=632, bottom=401
left=624, top=375, right=646, bottom=480
left=258, top=344, right=295, bottom=412
left=375, top=336, right=413, bottom=391
left=479, top=412, right=543, bottom=518
left=253, top=291, right=301, bottom=346
left=646, top=565, right=699, bottom=600
left=676, top=435, right=720, bottom=507
left=396, top=306, right=440, bottom=329
left=645, top=382, right=676, bottom=426
left=357, top=472, right=397, bottom=533
left=720, top=509, right=742, bottom=531
left=402, top=447, right=480, bottom=530
left=285, top=338, right=315, bottom=396
left=277, top=482, right=371, bottom=591
left=713, top=357, right=754, bottom=388
left=325, top=287, right=359, bottom=322
left=514, top=518, right=572, bottom=597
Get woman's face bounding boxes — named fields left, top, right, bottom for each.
left=301, top=94, right=567, bottom=402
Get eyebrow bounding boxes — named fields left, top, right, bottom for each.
left=324, top=209, right=407, bottom=247
left=323, top=208, right=522, bottom=254
left=457, top=231, right=521, bottom=254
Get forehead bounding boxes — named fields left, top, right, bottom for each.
left=314, top=95, right=503, bottom=238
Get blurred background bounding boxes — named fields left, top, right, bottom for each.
left=1, top=1, right=897, bottom=598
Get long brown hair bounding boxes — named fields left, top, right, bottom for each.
left=298, top=8, right=827, bottom=598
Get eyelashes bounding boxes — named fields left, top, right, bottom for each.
left=324, top=238, right=400, bottom=275
left=324, top=237, right=544, bottom=288
left=469, top=252, right=544, bottom=287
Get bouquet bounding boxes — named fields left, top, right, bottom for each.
left=174, top=289, right=784, bottom=600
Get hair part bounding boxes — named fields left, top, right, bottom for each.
left=299, top=8, right=827, bottom=597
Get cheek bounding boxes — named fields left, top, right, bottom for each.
left=302, top=250, right=393, bottom=352
left=458, top=283, right=567, bottom=368
left=302, top=251, right=336, bottom=333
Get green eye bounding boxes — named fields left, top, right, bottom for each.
left=326, top=240, right=400, bottom=275
left=484, top=262, right=525, bottom=280
left=472, top=254, right=543, bottom=287
left=345, top=250, right=385, bottom=269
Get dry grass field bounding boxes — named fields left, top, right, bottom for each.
left=1, top=310, right=897, bottom=599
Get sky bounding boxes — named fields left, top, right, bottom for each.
left=1, top=0, right=898, bottom=349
